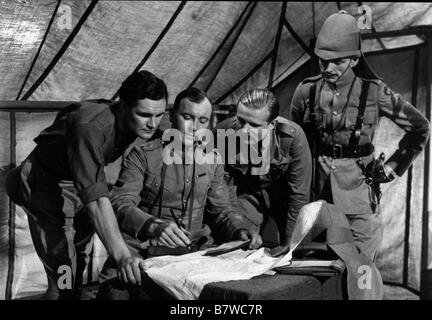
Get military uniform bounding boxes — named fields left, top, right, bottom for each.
left=5, top=100, right=137, bottom=299
left=216, top=116, right=312, bottom=246
left=108, top=137, right=250, bottom=254
left=97, top=137, right=252, bottom=299
left=289, top=11, right=430, bottom=299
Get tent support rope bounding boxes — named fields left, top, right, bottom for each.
left=188, top=1, right=255, bottom=89
left=111, top=1, right=187, bottom=100
left=20, top=0, right=99, bottom=101
left=268, top=2, right=287, bottom=88
left=16, top=0, right=62, bottom=101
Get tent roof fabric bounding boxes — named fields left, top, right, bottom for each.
left=1, top=1, right=431, bottom=104
left=1, top=1, right=431, bottom=299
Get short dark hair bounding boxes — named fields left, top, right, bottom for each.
left=172, top=87, right=211, bottom=112
left=119, top=70, right=168, bottom=107
left=238, top=88, right=279, bottom=121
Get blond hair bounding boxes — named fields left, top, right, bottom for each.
left=238, top=88, right=279, bottom=119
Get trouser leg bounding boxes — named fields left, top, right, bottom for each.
left=312, top=202, right=384, bottom=299
left=235, top=194, right=282, bottom=246
left=346, top=213, right=383, bottom=262
left=5, top=158, right=91, bottom=299
left=73, top=211, right=95, bottom=291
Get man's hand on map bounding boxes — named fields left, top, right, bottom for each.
left=236, top=229, right=263, bottom=249
left=148, top=219, right=191, bottom=248
left=117, top=256, right=146, bottom=285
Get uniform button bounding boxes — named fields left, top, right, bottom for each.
left=335, top=91, right=340, bottom=96
left=333, top=111, right=338, bottom=115
left=186, top=178, right=190, bottom=183
left=154, top=182, right=159, bottom=187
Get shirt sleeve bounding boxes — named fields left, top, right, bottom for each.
left=110, top=147, right=156, bottom=240
left=205, top=161, right=252, bottom=241
left=67, top=124, right=110, bottom=205
left=284, top=127, right=312, bottom=244
left=377, top=82, right=431, bottom=176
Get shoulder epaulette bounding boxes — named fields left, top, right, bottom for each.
left=137, top=137, right=163, bottom=151
left=274, top=117, right=301, bottom=137
left=301, top=74, right=322, bottom=84
left=359, top=77, right=381, bottom=86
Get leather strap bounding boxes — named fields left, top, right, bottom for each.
left=349, top=80, right=370, bottom=147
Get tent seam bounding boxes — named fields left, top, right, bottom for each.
left=111, top=1, right=188, bottom=100
left=20, top=0, right=99, bottom=101
left=187, top=1, right=254, bottom=89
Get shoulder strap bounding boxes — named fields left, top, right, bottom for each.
left=150, top=162, right=166, bottom=219
left=308, top=83, right=317, bottom=123
left=349, top=80, right=370, bottom=147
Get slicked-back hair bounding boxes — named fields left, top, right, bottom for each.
left=238, top=88, right=279, bottom=121
left=172, top=87, right=212, bottom=112
left=119, top=70, right=168, bottom=108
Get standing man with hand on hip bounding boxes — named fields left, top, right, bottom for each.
left=5, top=70, right=169, bottom=299
left=290, top=11, right=430, bottom=297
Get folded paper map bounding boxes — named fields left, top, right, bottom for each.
left=141, top=201, right=329, bottom=299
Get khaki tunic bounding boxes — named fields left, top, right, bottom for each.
left=110, top=138, right=250, bottom=254
left=216, top=116, right=312, bottom=246
left=290, top=69, right=430, bottom=298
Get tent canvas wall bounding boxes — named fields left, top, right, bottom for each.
left=0, top=1, right=431, bottom=299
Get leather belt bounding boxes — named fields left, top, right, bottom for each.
left=320, top=143, right=374, bottom=159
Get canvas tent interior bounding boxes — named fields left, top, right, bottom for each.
left=0, top=1, right=431, bottom=300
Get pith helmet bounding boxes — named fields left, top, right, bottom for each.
left=315, top=11, right=380, bottom=79
left=315, top=11, right=361, bottom=60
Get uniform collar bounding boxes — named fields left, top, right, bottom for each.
left=325, top=68, right=356, bottom=90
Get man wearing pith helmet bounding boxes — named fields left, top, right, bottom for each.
left=290, top=11, right=430, bottom=298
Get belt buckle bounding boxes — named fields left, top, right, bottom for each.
left=332, top=144, right=343, bottom=159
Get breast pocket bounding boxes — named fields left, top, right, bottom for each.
left=140, top=172, right=161, bottom=204
left=345, top=107, right=378, bottom=129
left=363, top=108, right=378, bottom=126
left=194, top=171, right=211, bottom=206
left=345, top=109, right=358, bottom=129
left=302, top=108, right=326, bottom=128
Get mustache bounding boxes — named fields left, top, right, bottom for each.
left=322, top=71, right=337, bottom=78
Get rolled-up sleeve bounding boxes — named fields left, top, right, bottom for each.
left=378, top=83, right=430, bottom=176
left=284, top=128, right=312, bottom=244
left=111, top=148, right=156, bottom=240
left=205, top=162, right=251, bottom=241
left=67, top=124, right=110, bottom=205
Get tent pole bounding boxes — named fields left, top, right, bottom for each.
left=5, top=112, right=16, bottom=300
left=403, top=47, right=420, bottom=287
left=420, top=31, right=432, bottom=300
